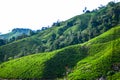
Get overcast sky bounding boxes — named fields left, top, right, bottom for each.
left=0, top=0, right=119, bottom=34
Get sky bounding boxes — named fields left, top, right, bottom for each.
left=0, top=0, right=119, bottom=34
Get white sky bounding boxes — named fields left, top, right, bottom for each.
left=0, top=0, right=119, bottom=34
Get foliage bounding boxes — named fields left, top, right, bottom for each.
left=0, top=25, right=120, bottom=79
left=0, top=39, right=6, bottom=46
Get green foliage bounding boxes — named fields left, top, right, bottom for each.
left=68, top=26, right=120, bottom=80
left=0, top=39, right=6, bottom=46
left=0, top=25, right=120, bottom=79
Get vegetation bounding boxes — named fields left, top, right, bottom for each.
left=0, top=1, right=120, bottom=63
left=0, top=1, right=120, bottom=80
left=0, top=39, right=6, bottom=46
left=0, top=25, right=120, bottom=79
left=0, top=28, right=35, bottom=45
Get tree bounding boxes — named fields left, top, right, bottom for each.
left=41, top=27, right=48, bottom=30
left=83, top=7, right=90, bottom=13
left=85, top=10, right=90, bottom=13
left=57, top=28, right=64, bottom=35
left=108, top=1, right=115, bottom=7
left=0, top=39, right=6, bottom=46
left=52, top=20, right=61, bottom=27
left=83, top=7, right=87, bottom=12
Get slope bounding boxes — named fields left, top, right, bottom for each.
left=0, top=28, right=33, bottom=40
left=0, top=1, right=120, bottom=63
left=0, top=25, right=120, bottom=80
left=68, top=25, right=120, bottom=80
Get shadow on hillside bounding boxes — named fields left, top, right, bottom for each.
left=41, top=45, right=88, bottom=79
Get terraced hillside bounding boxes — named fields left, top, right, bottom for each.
left=0, top=1, right=120, bottom=63
left=0, top=25, right=120, bottom=80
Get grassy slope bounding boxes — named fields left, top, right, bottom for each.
left=0, top=45, right=88, bottom=79
left=0, top=25, right=120, bottom=79
left=68, top=25, right=120, bottom=80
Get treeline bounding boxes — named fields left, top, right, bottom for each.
left=39, top=1, right=120, bottom=51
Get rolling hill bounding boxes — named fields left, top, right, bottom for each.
left=0, top=25, right=120, bottom=80
left=0, top=1, right=120, bottom=63
left=0, top=28, right=34, bottom=46
left=0, top=28, right=33, bottom=40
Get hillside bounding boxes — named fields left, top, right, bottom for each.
left=0, top=28, right=33, bottom=40
left=0, top=25, right=120, bottom=80
left=0, top=28, right=34, bottom=46
left=0, top=1, right=120, bottom=63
